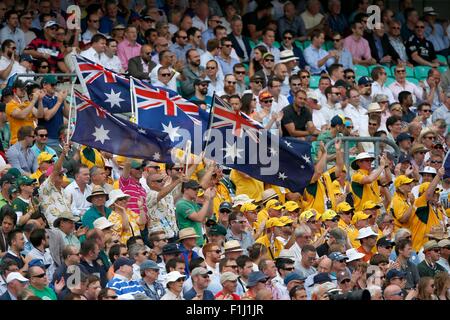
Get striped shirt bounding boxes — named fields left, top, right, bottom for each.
left=119, top=176, right=147, bottom=215
left=106, top=274, right=145, bottom=296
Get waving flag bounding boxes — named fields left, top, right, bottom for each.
left=71, top=90, right=174, bottom=162
left=204, top=95, right=314, bottom=192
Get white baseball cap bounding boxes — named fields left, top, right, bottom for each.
left=93, top=217, right=115, bottom=230
left=44, top=21, right=59, bottom=29
left=345, top=248, right=366, bottom=262
left=356, top=227, right=379, bottom=240
left=6, top=272, right=29, bottom=284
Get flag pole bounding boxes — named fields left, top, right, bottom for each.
left=66, top=74, right=76, bottom=145
left=202, top=92, right=216, bottom=154
left=130, top=77, right=136, bottom=122
left=184, top=140, right=191, bottom=175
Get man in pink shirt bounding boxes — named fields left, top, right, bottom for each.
left=343, top=20, right=376, bottom=66
left=389, top=64, right=424, bottom=103
left=117, top=26, right=142, bottom=71
left=119, top=159, right=147, bottom=215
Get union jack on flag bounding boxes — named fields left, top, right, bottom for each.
left=74, top=55, right=121, bottom=84
left=74, top=90, right=107, bottom=118
left=133, top=79, right=178, bottom=117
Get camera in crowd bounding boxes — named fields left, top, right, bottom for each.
left=327, top=288, right=371, bottom=300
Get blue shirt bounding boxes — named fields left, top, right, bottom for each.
left=30, top=144, right=58, bottom=158
left=303, top=45, right=333, bottom=75
left=225, top=229, right=255, bottom=255
left=217, top=56, right=240, bottom=77
left=0, top=26, right=25, bottom=54
left=335, top=48, right=353, bottom=70
left=179, top=243, right=199, bottom=277
left=107, top=274, right=145, bottom=296
left=38, top=95, right=64, bottom=140
left=169, top=43, right=192, bottom=62
left=99, top=16, right=127, bottom=35
left=5, top=142, right=38, bottom=174
left=184, top=287, right=215, bottom=300
left=140, top=279, right=166, bottom=300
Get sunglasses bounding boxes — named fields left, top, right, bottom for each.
left=430, top=160, right=442, bottom=164
left=10, top=47, right=16, bottom=50
left=332, top=92, right=341, bottom=95
left=206, top=66, right=216, bottom=70
left=301, top=75, right=310, bottom=79
left=264, top=59, right=274, bottom=62
left=175, top=278, right=185, bottom=282
left=201, top=274, right=210, bottom=278
left=261, top=99, right=273, bottom=103
left=383, top=245, right=393, bottom=250
left=333, top=38, right=342, bottom=42
left=347, top=76, right=355, bottom=79
left=415, top=25, right=425, bottom=29
left=179, top=36, right=188, bottom=39
left=283, top=267, right=295, bottom=271
left=369, top=122, right=378, bottom=126
left=235, top=71, right=245, bottom=75
left=227, top=81, right=237, bottom=85
left=284, top=36, right=293, bottom=40
left=32, top=273, right=46, bottom=278
left=226, top=265, right=238, bottom=269
left=421, top=109, right=431, bottom=113
left=396, top=69, right=406, bottom=73
left=106, top=295, right=118, bottom=299
left=40, top=65, right=49, bottom=68
left=253, top=80, right=263, bottom=84
left=432, top=248, right=441, bottom=253
left=212, top=249, right=221, bottom=254
left=161, top=73, right=171, bottom=77
left=152, top=179, right=164, bottom=183
left=38, top=134, right=48, bottom=138
left=340, top=278, right=351, bottom=284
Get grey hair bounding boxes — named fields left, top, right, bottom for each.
left=294, top=224, right=312, bottom=237
left=89, top=166, right=103, bottom=177
left=128, top=243, right=146, bottom=258
left=311, top=281, right=336, bottom=298
left=394, top=228, right=411, bottom=243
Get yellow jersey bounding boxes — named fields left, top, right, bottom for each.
left=389, top=192, right=412, bottom=231
left=212, top=182, right=232, bottom=220
left=6, top=100, right=36, bottom=145
left=255, top=234, right=284, bottom=260
left=351, top=169, right=381, bottom=211
left=230, top=169, right=264, bottom=202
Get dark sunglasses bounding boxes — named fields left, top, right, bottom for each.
left=40, top=65, right=49, bottom=68
left=396, top=69, right=406, bottom=73
left=415, top=25, right=425, bottom=29
left=264, top=59, right=274, bottom=62
left=106, top=295, right=118, bottom=299
left=333, top=38, right=342, bottom=42
left=284, top=36, right=293, bottom=40
left=32, top=273, right=46, bottom=278
left=261, top=99, right=273, bottom=103
left=226, top=265, right=238, bottom=269
left=346, top=75, right=355, bottom=79
left=253, top=80, right=263, bottom=84
left=161, top=73, right=171, bottom=77
left=211, top=249, right=221, bottom=254
left=430, top=160, right=442, bottom=164
left=201, top=274, right=210, bottom=278
left=206, top=66, right=216, bottom=70
left=179, top=36, right=188, bottom=39
left=227, top=81, right=237, bottom=85
left=152, top=179, right=164, bottom=183
left=283, top=267, right=295, bottom=271
left=421, top=109, right=431, bottom=113
left=235, top=71, right=246, bottom=75
left=38, top=134, right=48, bottom=138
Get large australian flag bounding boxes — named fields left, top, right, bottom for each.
left=204, top=94, right=314, bottom=192
left=71, top=90, right=174, bottom=162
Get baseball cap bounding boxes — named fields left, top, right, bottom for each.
left=394, top=175, right=414, bottom=189
left=41, top=75, right=58, bottom=85
left=208, top=223, right=227, bottom=236
left=191, top=267, right=212, bottom=277
left=377, top=236, right=394, bottom=248
left=262, top=52, right=274, bottom=60
left=16, top=176, right=36, bottom=186
left=266, top=199, right=283, bottom=210
left=194, top=78, right=210, bottom=86
left=334, top=79, right=350, bottom=89
left=7, top=168, right=21, bottom=179
left=6, top=272, right=29, bottom=284
left=423, top=240, right=440, bottom=252
left=250, top=74, right=264, bottom=82
left=0, top=174, right=14, bottom=186
left=44, top=21, right=59, bottom=29
left=259, top=91, right=273, bottom=101
left=140, top=260, right=160, bottom=272
left=330, top=115, right=345, bottom=127
left=309, top=273, right=332, bottom=287
left=246, top=271, right=269, bottom=288
left=351, top=211, right=371, bottom=224
left=386, top=269, right=407, bottom=280
left=28, top=259, right=50, bottom=269
left=362, top=200, right=381, bottom=211
left=219, top=201, right=233, bottom=212
left=284, top=201, right=299, bottom=212
left=358, top=76, right=373, bottom=86
left=165, top=271, right=186, bottom=285
left=162, top=243, right=181, bottom=255
left=396, top=132, right=413, bottom=144
left=328, top=252, right=349, bottom=261
left=398, top=153, right=412, bottom=163
left=130, top=159, right=144, bottom=169
left=419, top=182, right=442, bottom=196
left=336, top=202, right=353, bottom=213
left=20, top=54, right=33, bottom=62
left=278, top=216, right=294, bottom=226
left=266, top=217, right=285, bottom=228
left=113, top=257, right=134, bottom=272
left=240, top=202, right=258, bottom=212
left=220, top=271, right=239, bottom=284
left=336, top=270, right=351, bottom=283
left=299, top=209, right=316, bottom=222
left=182, top=180, right=200, bottom=191
left=321, top=209, right=338, bottom=221
left=284, top=272, right=306, bottom=286
left=37, top=152, right=55, bottom=165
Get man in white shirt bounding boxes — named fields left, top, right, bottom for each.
left=149, top=50, right=179, bottom=92
left=370, top=66, right=395, bottom=104
left=80, top=34, right=107, bottom=65
left=389, top=64, right=423, bottom=103
left=64, top=165, right=92, bottom=218
left=268, top=77, right=289, bottom=113
left=191, top=1, right=209, bottom=33
left=0, top=40, right=23, bottom=85
left=100, top=38, right=123, bottom=73
left=287, top=225, right=313, bottom=270
left=344, top=88, right=368, bottom=135
left=154, top=66, right=177, bottom=91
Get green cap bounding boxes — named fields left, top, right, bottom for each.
left=208, top=224, right=227, bottom=236
left=8, top=185, right=18, bottom=195
left=130, top=160, right=143, bottom=169
left=7, top=168, right=21, bottom=179
left=16, top=176, right=37, bottom=186
left=41, top=75, right=58, bottom=85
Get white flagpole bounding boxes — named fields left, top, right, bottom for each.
left=130, top=77, right=137, bottom=123
left=184, top=140, right=192, bottom=175
left=66, top=75, right=76, bottom=145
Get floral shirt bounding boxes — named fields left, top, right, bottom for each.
left=146, top=189, right=178, bottom=238
left=108, top=209, right=143, bottom=244
left=39, top=178, right=72, bottom=226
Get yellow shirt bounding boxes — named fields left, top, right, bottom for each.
left=351, top=169, right=381, bottom=211
left=255, top=208, right=269, bottom=231
left=108, top=209, right=143, bottom=244
left=6, top=100, right=36, bottom=145
left=80, top=146, right=105, bottom=169
left=255, top=234, right=284, bottom=259
left=410, top=194, right=444, bottom=252
left=389, top=192, right=412, bottom=231
left=212, top=182, right=232, bottom=220
left=338, top=219, right=355, bottom=235
left=348, top=228, right=361, bottom=249
left=230, top=169, right=264, bottom=202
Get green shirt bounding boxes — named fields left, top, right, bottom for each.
left=30, top=285, right=57, bottom=300
left=175, top=198, right=203, bottom=246
left=11, top=197, right=29, bottom=216
left=0, top=194, right=9, bottom=210
left=81, top=206, right=112, bottom=229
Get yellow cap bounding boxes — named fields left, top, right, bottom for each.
left=278, top=216, right=294, bottom=226
left=284, top=201, right=299, bottom=212
left=37, top=152, right=54, bottom=165
left=321, top=209, right=337, bottom=221
left=351, top=211, right=371, bottom=224
left=362, top=200, right=381, bottom=211
left=419, top=182, right=442, bottom=196
left=336, top=202, right=353, bottom=213
left=240, top=202, right=258, bottom=212
left=266, top=217, right=285, bottom=228
left=299, top=210, right=315, bottom=222
left=394, top=175, right=414, bottom=189
left=266, top=199, right=284, bottom=210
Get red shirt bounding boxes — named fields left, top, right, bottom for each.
left=119, top=176, right=147, bottom=214
left=25, top=38, right=64, bottom=72
left=214, top=291, right=241, bottom=300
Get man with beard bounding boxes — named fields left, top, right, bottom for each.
left=180, top=49, right=205, bottom=98
left=358, top=76, right=373, bottom=109
left=216, top=74, right=237, bottom=97
left=189, top=79, right=211, bottom=110
left=127, top=44, right=156, bottom=80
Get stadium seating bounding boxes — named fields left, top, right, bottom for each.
left=414, top=66, right=431, bottom=80
left=310, top=75, right=321, bottom=89
left=354, top=65, right=369, bottom=77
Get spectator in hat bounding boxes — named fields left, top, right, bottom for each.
left=214, top=271, right=240, bottom=300
left=82, top=185, right=112, bottom=232
left=207, top=223, right=227, bottom=247
left=23, top=21, right=69, bottom=73
left=177, top=227, right=200, bottom=276
left=385, top=268, right=408, bottom=290
left=184, top=267, right=214, bottom=300
left=376, top=237, right=395, bottom=260
left=417, top=240, right=447, bottom=277
left=107, top=257, right=144, bottom=297
left=139, top=259, right=165, bottom=300
left=158, top=243, right=181, bottom=281
left=437, top=239, right=450, bottom=272
left=242, top=271, right=269, bottom=300
left=30, top=152, right=54, bottom=182
left=0, top=174, right=14, bottom=210
left=391, top=175, right=415, bottom=231
left=190, top=78, right=211, bottom=109
left=0, top=271, right=29, bottom=300
left=355, top=226, right=379, bottom=262
left=161, top=271, right=186, bottom=300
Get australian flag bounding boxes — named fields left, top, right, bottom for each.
left=204, top=95, right=314, bottom=192
left=71, top=90, right=174, bottom=162
left=134, top=78, right=210, bottom=154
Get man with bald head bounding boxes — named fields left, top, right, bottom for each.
left=128, top=44, right=156, bottom=80
left=146, top=171, right=185, bottom=242
left=383, top=284, right=404, bottom=300
left=304, top=256, right=332, bottom=299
